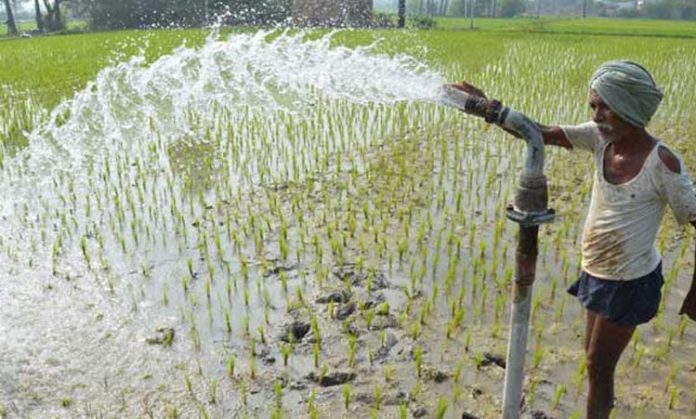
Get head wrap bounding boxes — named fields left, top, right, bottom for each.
left=589, top=60, right=663, bottom=127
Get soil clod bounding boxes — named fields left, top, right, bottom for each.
left=369, top=314, right=399, bottom=330
left=316, top=290, right=350, bottom=304
left=361, top=293, right=386, bottom=309
left=145, top=328, right=175, bottom=347
left=279, top=321, right=311, bottom=342
left=412, top=406, right=428, bottom=417
left=306, top=370, right=356, bottom=387
left=336, top=302, right=356, bottom=320
left=263, top=263, right=297, bottom=278
left=481, top=352, right=506, bottom=369
left=375, top=332, right=398, bottom=361
left=421, top=365, right=449, bottom=383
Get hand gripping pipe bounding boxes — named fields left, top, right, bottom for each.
left=439, top=86, right=555, bottom=419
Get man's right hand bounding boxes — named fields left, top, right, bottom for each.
left=449, top=81, right=488, bottom=100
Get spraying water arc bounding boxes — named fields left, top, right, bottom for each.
left=439, top=85, right=555, bottom=419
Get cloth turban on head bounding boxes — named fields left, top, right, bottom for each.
left=589, top=60, right=663, bottom=127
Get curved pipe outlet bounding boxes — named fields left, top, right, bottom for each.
left=498, top=109, right=544, bottom=178
left=438, top=85, right=544, bottom=178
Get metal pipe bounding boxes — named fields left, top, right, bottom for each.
left=438, top=85, right=545, bottom=178
left=438, top=85, right=554, bottom=419
left=502, top=224, right=538, bottom=419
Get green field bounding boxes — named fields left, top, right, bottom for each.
left=1, top=19, right=695, bottom=418
left=434, top=16, right=696, bottom=37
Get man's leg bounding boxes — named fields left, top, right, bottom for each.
left=584, top=311, right=636, bottom=419
left=585, top=310, right=597, bottom=352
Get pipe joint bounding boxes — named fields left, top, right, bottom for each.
left=514, top=174, right=548, bottom=213
left=507, top=175, right=555, bottom=226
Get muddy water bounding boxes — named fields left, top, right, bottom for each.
left=1, top=30, right=695, bottom=419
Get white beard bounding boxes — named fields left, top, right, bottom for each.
left=596, top=123, right=616, bottom=142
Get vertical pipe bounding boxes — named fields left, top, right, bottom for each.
left=502, top=225, right=539, bottom=418
left=437, top=83, right=549, bottom=419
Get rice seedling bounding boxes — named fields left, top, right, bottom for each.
left=185, top=374, right=193, bottom=394
left=281, top=343, right=292, bottom=367
left=399, top=402, right=408, bottom=419
left=274, top=380, right=283, bottom=410
left=313, top=343, right=320, bottom=368
left=310, top=315, right=321, bottom=345
left=551, top=384, right=566, bottom=410
left=533, top=342, right=544, bottom=369
left=435, top=396, right=448, bottom=418
left=235, top=380, right=246, bottom=410
left=307, top=389, right=319, bottom=419
left=226, top=355, right=236, bottom=379
left=249, top=353, right=257, bottom=380
left=372, top=384, right=382, bottom=411
left=348, top=333, right=357, bottom=368
left=343, top=384, right=352, bottom=410
left=413, top=345, right=425, bottom=378
left=668, top=385, right=679, bottom=410
left=208, top=379, right=219, bottom=404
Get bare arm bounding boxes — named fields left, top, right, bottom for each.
left=499, top=124, right=573, bottom=149
left=448, top=82, right=573, bottom=149
left=539, top=125, right=573, bottom=149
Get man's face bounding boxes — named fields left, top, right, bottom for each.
left=589, top=89, right=633, bottom=142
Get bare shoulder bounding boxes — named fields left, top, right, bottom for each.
left=657, top=145, right=681, bottom=174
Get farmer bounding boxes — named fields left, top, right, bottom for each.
left=453, top=61, right=696, bottom=418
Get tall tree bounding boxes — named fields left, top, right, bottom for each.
left=43, top=0, right=66, bottom=31
left=439, top=0, right=449, bottom=15
left=35, top=0, right=45, bottom=33
left=398, top=0, right=406, bottom=27
left=2, top=0, right=18, bottom=35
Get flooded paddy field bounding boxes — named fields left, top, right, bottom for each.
left=1, top=28, right=695, bottom=418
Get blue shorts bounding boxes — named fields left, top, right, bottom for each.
left=567, top=263, right=664, bottom=326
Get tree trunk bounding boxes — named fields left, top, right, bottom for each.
left=469, top=0, right=474, bottom=27
left=398, top=0, right=406, bottom=27
left=2, top=0, right=18, bottom=35
left=55, top=0, right=62, bottom=29
left=42, top=0, right=53, bottom=30
left=469, top=0, right=474, bottom=29
left=440, top=0, right=449, bottom=15
left=42, top=0, right=64, bottom=31
left=35, top=0, right=44, bottom=33
left=582, top=0, right=588, bottom=18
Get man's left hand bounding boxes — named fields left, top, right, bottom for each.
left=686, top=222, right=696, bottom=321
left=449, top=81, right=488, bottom=100
left=679, top=288, right=696, bottom=321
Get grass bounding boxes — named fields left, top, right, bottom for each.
left=433, top=16, right=696, bottom=38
